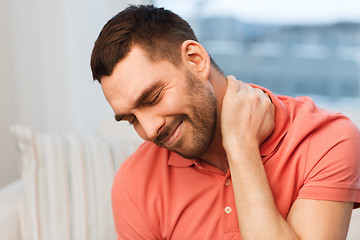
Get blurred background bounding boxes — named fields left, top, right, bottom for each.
left=0, top=0, right=148, bottom=188
left=155, top=0, right=360, bottom=101
left=1, top=0, right=359, bottom=188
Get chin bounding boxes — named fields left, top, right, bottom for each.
left=171, top=140, right=211, bottom=160
left=173, top=149, right=201, bottom=160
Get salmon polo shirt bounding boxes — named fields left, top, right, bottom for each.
left=112, top=86, right=360, bottom=240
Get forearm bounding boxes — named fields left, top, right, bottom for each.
left=227, top=142, right=299, bottom=240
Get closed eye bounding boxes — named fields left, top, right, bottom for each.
left=146, top=90, right=163, bottom=105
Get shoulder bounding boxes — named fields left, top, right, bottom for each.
left=282, top=95, right=359, bottom=144
left=301, top=113, right=360, bottom=203
left=114, top=141, right=170, bottom=187
left=111, top=141, right=167, bottom=238
left=286, top=102, right=360, bottom=205
left=287, top=98, right=360, bottom=171
left=306, top=113, right=360, bottom=182
left=307, top=112, right=360, bottom=158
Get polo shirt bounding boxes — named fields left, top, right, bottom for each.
left=111, top=86, right=360, bottom=240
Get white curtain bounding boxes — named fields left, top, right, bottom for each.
left=0, top=0, right=150, bottom=187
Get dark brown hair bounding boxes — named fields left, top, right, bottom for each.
left=91, top=5, right=222, bottom=82
left=91, top=5, right=200, bottom=82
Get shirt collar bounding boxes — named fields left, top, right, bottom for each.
left=168, top=150, right=196, bottom=167
left=168, top=151, right=225, bottom=175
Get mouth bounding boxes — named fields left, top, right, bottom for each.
left=160, top=121, right=183, bottom=147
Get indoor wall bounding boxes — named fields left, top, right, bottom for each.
left=0, top=0, right=149, bottom=188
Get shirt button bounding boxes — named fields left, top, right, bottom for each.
left=225, top=179, right=231, bottom=186
left=224, top=206, right=232, bottom=214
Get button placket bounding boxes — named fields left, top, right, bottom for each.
left=224, top=206, right=232, bottom=214
left=225, top=178, right=231, bottom=186
left=222, top=174, right=239, bottom=236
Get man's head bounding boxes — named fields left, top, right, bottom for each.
left=99, top=44, right=217, bottom=159
left=92, top=5, right=201, bottom=81
left=92, top=5, right=223, bottom=159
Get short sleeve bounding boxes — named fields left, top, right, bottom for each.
left=299, top=115, right=360, bottom=208
left=111, top=166, right=159, bottom=240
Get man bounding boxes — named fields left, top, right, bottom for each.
left=91, top=5, right=360, bottom=240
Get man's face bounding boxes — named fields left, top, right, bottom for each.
left=101, top=46, right=217, bottom=159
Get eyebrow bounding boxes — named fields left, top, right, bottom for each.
left=114, top=80, right=164, bottom=122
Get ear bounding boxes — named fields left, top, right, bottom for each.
left=180, top=40, right=210, bottom=81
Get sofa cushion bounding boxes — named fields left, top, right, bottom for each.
left=10, top=125, right=141, bottom=240
left=0, top=180, right=21, bottom=240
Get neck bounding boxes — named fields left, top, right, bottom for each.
left=199, top=67, right=229, bottom=173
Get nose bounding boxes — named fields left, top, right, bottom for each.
left=134, top=109, right=165, bottom=141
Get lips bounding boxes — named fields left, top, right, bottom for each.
left=160, top=121, right=182, bottom=147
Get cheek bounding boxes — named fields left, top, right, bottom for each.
left=162, top=92, right=187, bottom=114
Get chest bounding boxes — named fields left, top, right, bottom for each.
left=146, top=167, right=241, bottom=239
left=143, top=142, right=309, bottom=239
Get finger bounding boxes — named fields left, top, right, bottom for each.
left=227, top=75, right=237, bottom=81
left=254, top=87, right=266, bottom=97
left=238, top=82, right=256, bottom=96
left=226, top=75, right=240, bottom=93
left=227, top=75, right=244, bottom=86
left=233, top=78, right=248, bottom=93
left=264, top=93, right=273, bottom=103
left=245, top=83, right=255, bottom=94
left=257, top=90, right=272, bottom=103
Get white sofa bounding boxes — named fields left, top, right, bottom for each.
left=2, top=122, right=143, bottom=240
left=1, top=113, right=360, bottom=240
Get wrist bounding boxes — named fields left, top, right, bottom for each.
left=224, top=140, right=261, bottom=163
left=223, top=136, right=259, bottom=153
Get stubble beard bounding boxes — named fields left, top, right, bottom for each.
left=157, top=72, right=217, bottom=159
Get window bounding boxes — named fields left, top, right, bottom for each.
left=154, top=0, right=360, bottom=106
